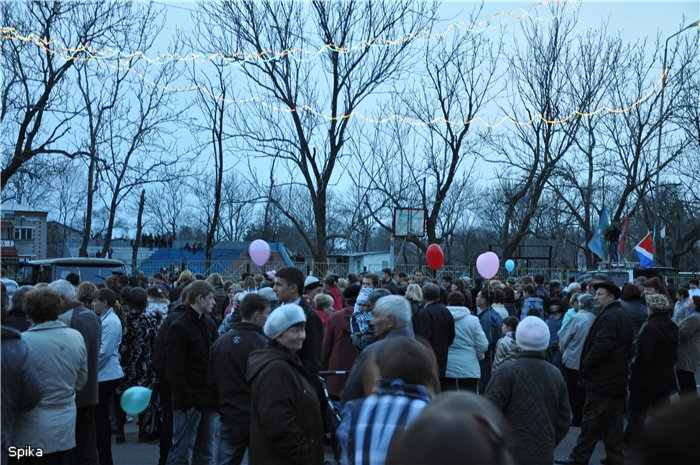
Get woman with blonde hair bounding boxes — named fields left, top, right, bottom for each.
left=405, top=283, right=423, bottom=317
left=176, top=269, right=193, bottom=285
left=314, top=293, right=335, bottom=327
left=77, top=281, right=98, bottom=308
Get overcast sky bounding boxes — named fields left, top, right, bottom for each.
left=133, top=1, right=696, bottom=183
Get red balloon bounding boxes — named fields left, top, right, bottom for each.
left=425, top=244, right=445, bottom=271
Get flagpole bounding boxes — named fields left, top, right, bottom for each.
left=654, top=20, right=700, bottom=266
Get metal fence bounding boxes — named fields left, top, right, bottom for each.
left=136, top=259, right=699, bottom=285
left=137, top=260, right=291, bottom=282
left=5, top=254, right=698, bottom=285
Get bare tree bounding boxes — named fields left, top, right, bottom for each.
left=542, top=26, right=625, bottom=267
left=94, top=6, right=184, bottom=256
left=601, top=34, right=696, bottom=265
left=1, top=1, right=134, bottom=188
left=143, top=172, right=187, bottom=238
left=75, top=13, right=137, bottom=257
left=361, top=10, right=501, bottom=257
left=198, top=0, right=437, bottom=261
left=132, top=189, right=145, bottom=271
left=485, top=9, right=593, bottom=259
left=661, top=33, right=700, bottom=267
left=220, top=172, right=256, bottom=242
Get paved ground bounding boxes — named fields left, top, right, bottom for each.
left=114, top=421, right=607, bottom=465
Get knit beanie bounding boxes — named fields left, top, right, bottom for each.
left=645, top=293, right=670, bottom=314
left=264, top=304, right=306, bottom=340
left=515, top=316, right=549, bottom=351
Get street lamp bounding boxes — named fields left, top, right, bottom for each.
left=654, top=19, right=699, bottom=265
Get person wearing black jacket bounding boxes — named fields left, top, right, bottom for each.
left=247, top=304, right=324, bottom=465
left=151, top=285, right=190, bottom=465
left=208, top=294, right=270, bottom=465
left=413, top=283, right=455, bottom=390
left=556, top=279, right=633, bottom=465
left=625, top=293, right=679, bottom=446
left=272, top=267, right=324, bottom=382
left=165, top=281, right=218, bottom=465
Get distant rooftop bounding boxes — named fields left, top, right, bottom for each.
left=1, top=202, right=49, bottom=214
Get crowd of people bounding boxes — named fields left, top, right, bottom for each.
left=139, top=234, right=174, bottom=250
left=2, top=266, right=700, bottom=465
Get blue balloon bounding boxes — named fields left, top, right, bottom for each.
left=120, top=386, right=152, bottom=415
left=505, top=259, right=515, bottom=273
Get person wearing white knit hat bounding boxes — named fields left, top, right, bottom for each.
left=247, top=304, right=324, bottom=464
left=485, top=316, right=571, bottom=465
left=516, top=315, right=550, bottom=351
left=263, top=304, right=306, bottom=343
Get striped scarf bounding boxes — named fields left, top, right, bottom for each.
left=337, top=379, right=431, bottom=465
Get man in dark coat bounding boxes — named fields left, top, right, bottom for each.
left=50, top=280, right=102, bottom=465
left=556, top=279, right=633, bottom=465
left=342, top=295, right=415, bottom=403
left=208, top=294, right=270, bottom=465
left=273, top=267, right=324, bottom=381
left=624, top=293, right=679, bottom=445
left=166, top=281, right=219, bottom=465
left=486, top=316, right=571, bottom=465
left=413, top=283, right=455, bottom=390
left=151, top=283, right=190, bottom=465
left=476, top=288, right=503, bottom=393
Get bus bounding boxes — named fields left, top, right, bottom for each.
left=18, top=257, right=127, bottom=286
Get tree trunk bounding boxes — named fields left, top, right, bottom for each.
left=132, top=190, right=145, bottom=272
left=101, top=163, right=128, bottom=258
left=313, top=194, right=327, bottom=262
left=205, top=101, right=225, bottom=270
left=79, top=152, right=97, bottom=257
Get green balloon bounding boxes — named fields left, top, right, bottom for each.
left=120, top=386, right=152, bottom=415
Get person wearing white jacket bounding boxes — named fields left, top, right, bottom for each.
left=444, top=291, right=489, bottom=392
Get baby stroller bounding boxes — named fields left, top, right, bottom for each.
left=318, top=370, right=348, bottom=465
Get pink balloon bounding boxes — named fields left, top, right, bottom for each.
left=476, top=252, right=500, bottom=279
left=248, top=240, right=271, bottom=267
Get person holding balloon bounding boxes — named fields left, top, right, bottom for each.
left=473, top=252, right=505, bottom=394
left=413, top=283, right=456, bottom=391
left=475, top=289, right=504, bottom=393
left=115, top=288, right=159, bottom=443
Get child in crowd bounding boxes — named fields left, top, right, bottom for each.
left=314, top=293, right=335, bottom=328
left=493, top=316, right=520, bottom=372
left=350, top=294, right=373, bottom=350
left=546, top=299, right=565, bottom=368
left=520, top=284, right=544, bottom=320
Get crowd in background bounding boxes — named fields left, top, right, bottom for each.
left=2, top=266, right=700, bottom=465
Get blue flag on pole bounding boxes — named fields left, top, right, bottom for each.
left=588, top=207, right=609, bottom=260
